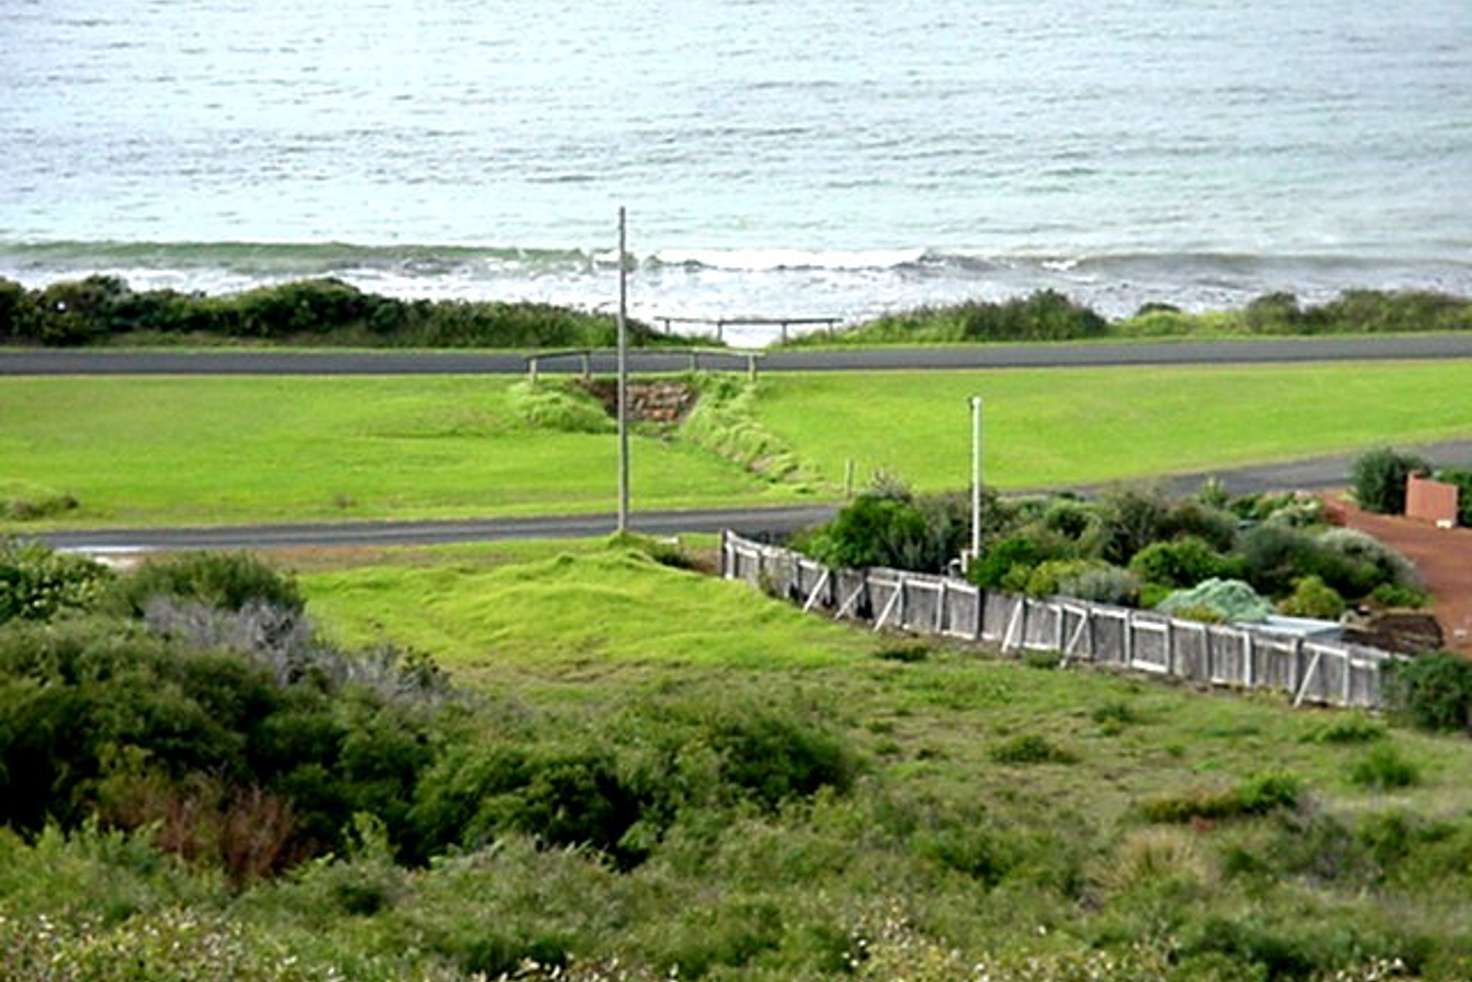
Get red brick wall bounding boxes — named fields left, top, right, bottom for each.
left=1407, top=474, right=1459, bottom=525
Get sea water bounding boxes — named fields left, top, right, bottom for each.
left=2, top=0, right=1470, bottom=344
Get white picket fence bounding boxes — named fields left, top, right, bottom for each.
left=720, top=530, right=1401, bottom=710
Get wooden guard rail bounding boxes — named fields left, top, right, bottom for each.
left=525, top=347, right=766, bottom=382
left=652, top=315, right=842, bottom=344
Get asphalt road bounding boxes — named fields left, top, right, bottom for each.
left=33, top=439, right=1472, bottom=553
left=6, top=334, right=1472, bottom=376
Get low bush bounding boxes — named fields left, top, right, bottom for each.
left=1349, top=744, right=1421, bottom=790
left=989, top=734, right=1076, bottom=765
left=508, top=380, right=613, bottom=434
left=1316, top=528, right=1420, bottom=591
left=1, top=480, right=80, bottom=521
left=1140, top=771, right=1303, bottom=823
left=1097, top=485, right=1172, bottom=565
left=111, top=551, right=304, bottom=618
left=1024, top=558, right=1107, bottom=598
left=1056, top=564, right=1140, bottom=606
left=1160, top=499, right=1240, bottom=552
left=1301, top=714, right=1385, bottom=745
left=1383, top=652, right=1472, bottom=732
left=1128, top=536, right=1233, bottom=589
left=1352, top=448, right=1431, bottom=515
left=1278, top=575, right=1345, bottom=620
left=801, top=485, right=969, bottom=574
left=1370, top=582, right=1429, bottom=609
left=0, top=537, right=112, bottom=625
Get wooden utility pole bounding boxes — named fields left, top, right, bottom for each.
left=616, top=207, right=630, bottom=533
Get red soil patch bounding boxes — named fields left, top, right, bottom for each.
left=1324, top=494, right=1472, bottom=653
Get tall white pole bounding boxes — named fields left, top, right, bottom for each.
left=616, top=207, right=630, bottom=533
left=970, top=395, right=983, bottom=563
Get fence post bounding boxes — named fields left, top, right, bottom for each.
left=974, top=588, right=984, bottom=641
left=747, top=354, right=757, bottom=381
left=1342, top=650, right=1353, bottom=706
left=1165, top=619, right=1176, bottom=676
left=937, top=580, right=947, bottom=633
left=1244, top=633, right=1255, bottom=687
left=1124, top=612, right=1135, bottom=667
left=719, top=529, right=728, bottom=578
left=580, top=352, right=591, bottom=380
left=528, top=357, right=539, bottom=383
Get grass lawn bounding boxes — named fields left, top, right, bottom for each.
left=4, top=360, right=1471, bottom=531
left=756, top=360, right=1472, bottom=490
left=0, top=376, right=795, bottom=528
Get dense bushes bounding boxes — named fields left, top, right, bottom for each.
left=0, top=275, right=693, bottom=349
left=1384, top=652, right=1472, bottom=733
left=0, top=543, right=860, bottom=883
left=798, top=479, right=975, bottom=573
left=1352, top=447, right=1430, bottom=514
left=790, top=287, right=1472, bottom=346
left=111, top=551, right=305, bottom=617
left=0, top=538, right=113, bottom=625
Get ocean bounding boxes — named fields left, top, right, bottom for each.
left=3, top=0, right=1470, bottom=345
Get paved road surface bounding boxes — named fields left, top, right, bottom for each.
left=5, top=334, right=1472, bottom=376
left=33, top=440, right=1472, bottom=553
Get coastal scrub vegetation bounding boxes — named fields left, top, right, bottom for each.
left=0, top=274, right=701, bottom=349
left=795, top=474, right=1427, bottom=632
left=8, top=538, right=1472, bottom=977
left=5, top=536, right=1472, bottom=977
left=785, top=287, right=1472, bottom=346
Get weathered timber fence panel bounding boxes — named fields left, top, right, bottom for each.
left=719, top=530, right=1405, bottom=711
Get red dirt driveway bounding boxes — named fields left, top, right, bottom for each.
left=1325, top=495, right=1472, bottom=653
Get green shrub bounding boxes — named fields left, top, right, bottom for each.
left=508, top=380, right=613, bottom=434
left=1161, top=499, right=1240, bottom=552
left=27, top=275, right=131, bottom=345
left=807, top=289, right=1108, bottom=344
left=0, top=277, right=27, bottom=338
left=1278, top=575, right=1345, bottom=620
left=1370, top=582, right=1429, bottom=609
left=1128, top=536, right=1231, bottom=589
left=1316, top=528, right=1420, bottom=591
left=1301, top=714, right=1385, bottom=745
left=989, top=734, right=1076, bottom=765
left=1352, top=447, right=1431, bottom=514
left=0, top=538, right=112, bottom=625
left=801, top=487, right=968, bottom=574
left=1097, top=485, right=1171, bottom=564
left=1243, top=291, right=1305, bottom=334
left=1091, top=701, right=1140, bottom=726
left=1140, top=771, right=1302, bottom=823
left=1383, top=652, right=1472, bottom=732
left=1, top=480, right=80, bottom=521
left=1349, top=744, right=1421, bottom=790
left=876, top=644, right=930, bottom=663
left=112, top=551, right=304, bottom=617
left=1056, top=564, right=1140, bottom=606
left=1024, top=558, right=1107, bottom=598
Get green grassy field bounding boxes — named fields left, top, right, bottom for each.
left=757, top=361, right=1472, bottom=490
left=3, top=360, right=1471, bottom=530
left=0, top=376, right=794, bottom=527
